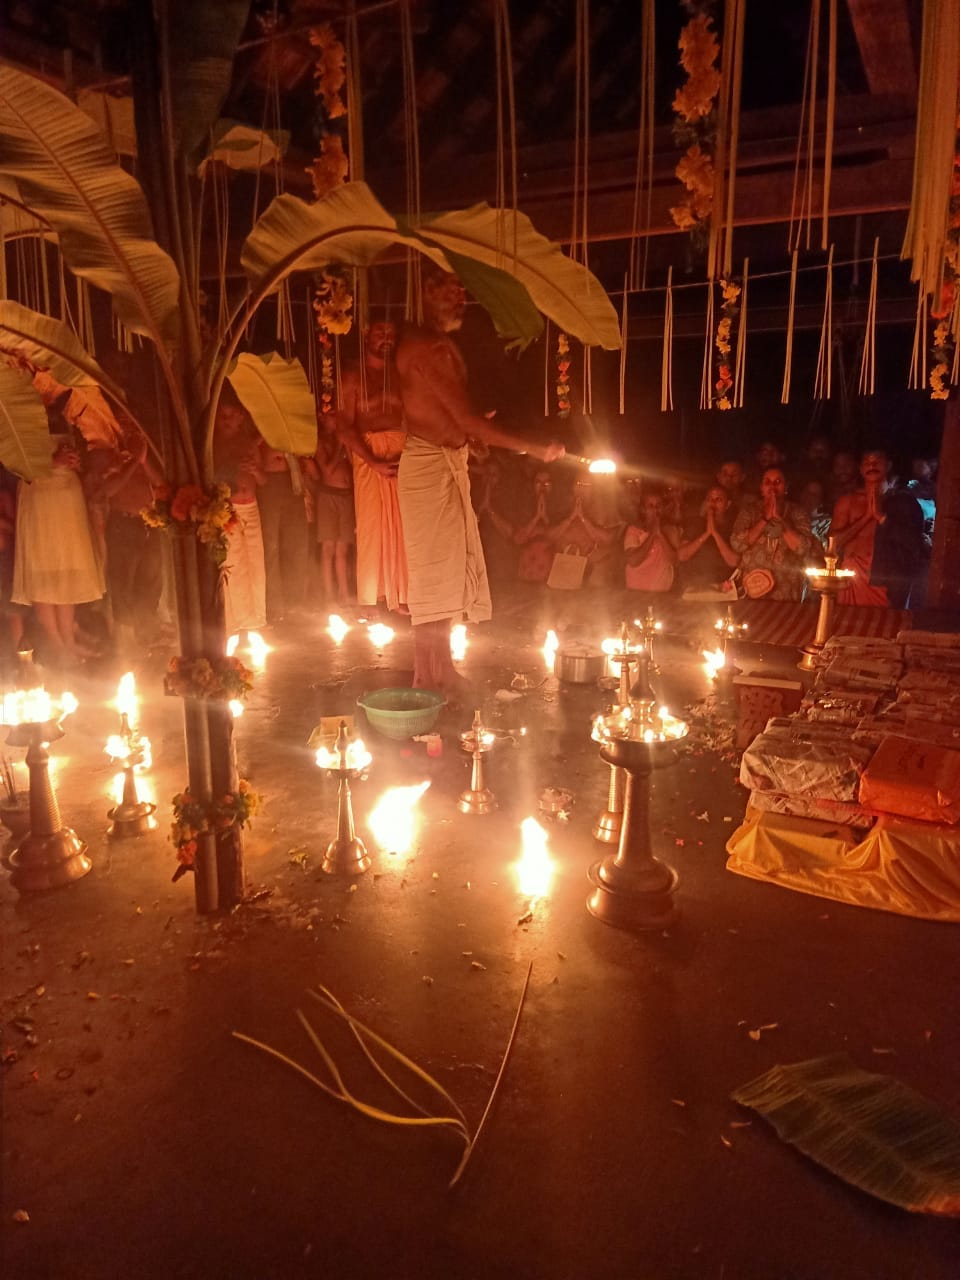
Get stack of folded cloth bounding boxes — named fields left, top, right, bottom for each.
left=740, top=719, right=877, bottom=828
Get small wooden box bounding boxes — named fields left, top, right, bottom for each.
left=732, top=673, right=804, bottom=749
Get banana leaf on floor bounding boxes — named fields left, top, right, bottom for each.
left=732, top=1054, right=960, bottom=1215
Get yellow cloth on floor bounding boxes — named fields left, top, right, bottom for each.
left=726, top=806, right=960, bottom=922
left=397, top=435, right=491, bottom=627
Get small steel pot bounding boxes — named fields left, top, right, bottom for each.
left=554, top=648, right=605, bottom=683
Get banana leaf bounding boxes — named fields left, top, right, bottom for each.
left=0, top=301, right=123, bottom=400
left=732, top=1054, right=960, bottom=1216
left=410, top=203, right=621, bottom=350
left=0, top=366, right=53, bottom=480
left=240, top=182, right=448, bottom=302
left=441, top=247, right=544, bottom=352
left=197, top=121, right=289, bottom=176
left=0, top=67, right=180, bottom=344
left=227, top=353, right=317, bottom=457
left=169, top=0, right=251, bottom=160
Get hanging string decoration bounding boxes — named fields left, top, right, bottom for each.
left=713, top=276, right=741, bottom=410
left=858, top=238, right=879, bottom=396
left=556, top=332, right=572, bottom=417
left=901, top=0, right=960, bottom=399
left=929, top=94, right=960, bottom=400
left=661, top=265, right=675, bottom=412
left=669, top=3, right=720, bottom=250
left=814, top=243, right=835, bottom=400
left=628, top=0, right=657, bottom=291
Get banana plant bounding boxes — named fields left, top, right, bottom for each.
left=0, top=2, right=620, bottom=913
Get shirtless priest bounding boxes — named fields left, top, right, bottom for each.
left=396, top=270, right=564, bottom=690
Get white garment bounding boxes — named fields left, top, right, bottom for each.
left=397, top=435, right=491, bottom=627
left=12, top=469, right=105, bottom=605
left=223, top=500, right=266, bottom=633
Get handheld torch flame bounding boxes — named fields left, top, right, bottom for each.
left=587, top=458, right=617, bottom=475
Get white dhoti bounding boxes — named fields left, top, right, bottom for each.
left=223, top=500, right=266, bottom=634
left=397, top=436, right=491, bottom=627
left=12, top=469, right=105, bottom=605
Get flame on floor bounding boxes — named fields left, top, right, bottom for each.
left=368, top=782, right=430, bottom=855
left=516, top=817, right=554, bottom=901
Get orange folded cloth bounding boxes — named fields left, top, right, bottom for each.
left=859, top=736, right=960, bottom=825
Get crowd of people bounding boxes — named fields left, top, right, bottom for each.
left=0, top=278, right=939, bottom=678
left=474, top=435, right=935, bottom=610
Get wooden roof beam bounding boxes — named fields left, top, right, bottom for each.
left=845, top=0, right=917, bottom=97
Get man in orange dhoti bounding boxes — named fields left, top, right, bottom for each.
left=335, top=322, right=408, bottom=613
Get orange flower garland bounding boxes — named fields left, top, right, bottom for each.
left=714, top=277, right=741, bottom=410
left=140, top=483, right=237, bottom=566
left=670, top=3, right=721, bottom=245
left=556, top=332, right=571, bottom=417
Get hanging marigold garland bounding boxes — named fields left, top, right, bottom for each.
left=306, top=25, right=353, bottom=411
left=669, top=3, right=721, bottom=248
left=713, top=277, right=740, bottom=410
left=556, top=331, right=571, bottom=416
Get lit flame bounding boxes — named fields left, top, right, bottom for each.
left=635, top=617, right=662, bottom=632
left=109, top=769, right=156, bottom=807
left=229, top=699, right=245, bottom=719
left=315, top=738, right=372, bottom=772
left=702, top=648, right=726, bottom=679
left=1, top=687, right=77, bottom=726
left=587, top=458, right=616, bottom=475
left=368, top=781, right=430, bottom=854
left=226, top=633, right=240, bottom=657
left=516, top=817, right=554, bottom=901
left=246, top=631, right=271, bottom=670
left=368, top=623, right=395, bottom=648
left=543, top=629, right=559, bottom=672
left=805, top=565, right=856, bottom=579
left=601, top=636, right=621, bottom=656
left=450, top=623, right=467, bottom=663
left=105, top=733, right=152, bottom=769
left=115, top=672, right=137, bottom=725
left=327, top=614, right=350, bottom=644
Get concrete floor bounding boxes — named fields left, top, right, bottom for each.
left=2, top=592, right=959, bottom=1279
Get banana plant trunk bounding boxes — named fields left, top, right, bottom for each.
left=129, top=4, right=245, bottom=913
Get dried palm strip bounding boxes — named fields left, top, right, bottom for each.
left=908, top=266, right=927, bottom=391
left=820, top=0, right=837, bottom=249
left=661, top=265, right=674, bottom=412
left=858, top=237, right=879, bottom=396
left=346, top=3, right=368, bottom=330
left=733, top=258, right=749, bottom=409
left=700, top=281, right=715, bottom=411
left=788, top=3, right=815, bottom=251
left=901, top=0, right=960, bottom=305
left=618, top=277, right=628, bottom=415
left=400, top=0, right=422, bottom=322
left=709, top=0, right=746, bottom=280
left=781, top=250, right=798, bottom=404
left=543, top=315, right=550, bottom=416
left=627, top=0, right=656, bottom=292
left=38, top=238, right=50, bottom=317
left=813, top=244, right=834, bottom=400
